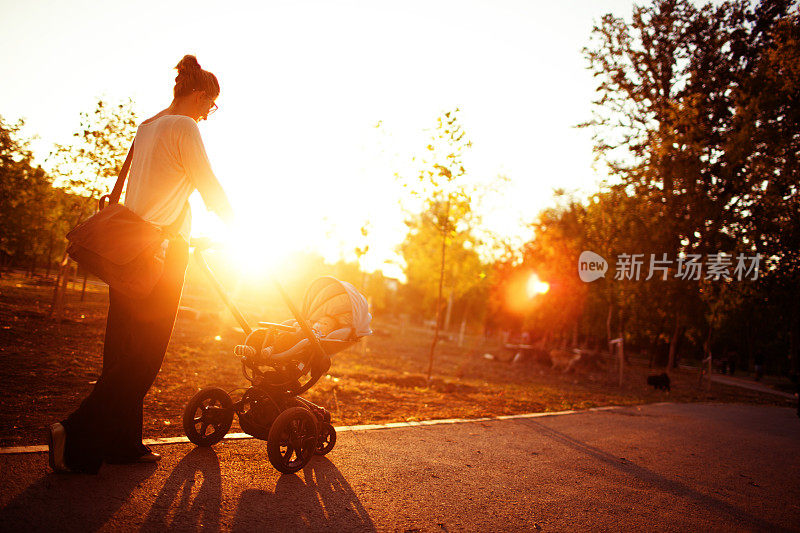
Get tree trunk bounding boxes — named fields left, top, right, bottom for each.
left=458, top=301, right=470, bottom=347
left=667, top=313, right=683, bottom=371
left=703, top=327, right=714, bottom=391
left=49, top=253, right=70, bottom=320
left=427, top=201, right=449, bottom=384
left=618, top=307, right=627, bottom=363
left=606, top=303, right=614, bottom=356
left=444, top=292, right=454, bottom=333
left=361, top=296, right=372, bottom=357
left=51, top=262, right=71, bottom=322
left=80, top=270, right=88, bottom=301
left=617, top=306, right=626, bottom=385
left=790, top=301, right=800, bottom=375
left=744, top=314, right=754, bottom=373
left=45, top=229, right=55, bottom=279
left=539, top=330, right=550, bottom=353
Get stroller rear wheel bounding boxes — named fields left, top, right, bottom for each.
left=315, top=422, right=336, bottom=455
left=183, top=387, right=234, bottom=447
left=267, top=407, right=318, bottom=474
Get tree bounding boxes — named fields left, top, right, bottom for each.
left=51, top=98, right=138, bottom=204
left=397, top=108, right=477, bottom=382
left=582, top=0, right=799, bottom=373
left=582, top=0, right=705, bottom=366
left=0, top=115, right=54, bottom=275
left=519, top=197, right=587, bottom=346
left=400, top=197, right=485, bottom=314
left=48, top=98, right=138, bottom=318
left=736, top=9, right=800, bottom=373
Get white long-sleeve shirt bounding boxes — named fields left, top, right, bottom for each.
left=124, top=115, right=228, bottom=241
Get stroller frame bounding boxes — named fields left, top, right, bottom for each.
left=182, top=242, right=348, bottom=473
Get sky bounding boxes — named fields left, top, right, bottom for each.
left=0, top=0, right=638, bottom=279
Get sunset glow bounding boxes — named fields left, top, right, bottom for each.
left=225, top=230, right=290, bottom=281
left=0, top=0, right=635, bottom=279
left=526, top=273, right=550, bottom=298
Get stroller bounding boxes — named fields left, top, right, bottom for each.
left=182, top=240, right=371, bottom=473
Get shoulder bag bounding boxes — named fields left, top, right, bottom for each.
left=65, top=142, right=189, bottom=299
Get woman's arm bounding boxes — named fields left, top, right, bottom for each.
left=177, top=118, right=234, bottom=224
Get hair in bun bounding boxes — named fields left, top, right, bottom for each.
left=175, top=54, right=201, bottom=73
left=173, top=54, right=220, bottom=100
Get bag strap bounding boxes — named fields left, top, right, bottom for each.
left=99, top=141, right=135, bottom=210
left=99, top=140, right=189, bottom=240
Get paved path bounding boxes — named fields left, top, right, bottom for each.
left=1, top=403, right=799, bottom=532
left=710, top=374, right=796, bottom=399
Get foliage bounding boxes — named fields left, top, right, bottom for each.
left=396, top=109, right=489, bottom=323
left=0, top=116, right=79, bottom=273
left=396, top=108, right=487, bottom=380
left=0, top=98, right=137, bottom=278
left=399, top=197, right=485, bottom=316
left=490, top=0, right=799, bottom=375
left=51, top=98, right=138, bottom=210
left=0, top=117, right=47, bottom=263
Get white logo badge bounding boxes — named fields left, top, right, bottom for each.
left=579, top=251, right=607, bottom=282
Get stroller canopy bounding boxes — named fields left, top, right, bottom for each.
left=302, top=277, right=372, bottom=338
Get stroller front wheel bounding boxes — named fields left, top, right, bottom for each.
left=315, top=422, right=336, bottom=455
left=267, top=407, right=318, bottom=474
left=183, top=387, right=234, bottom=447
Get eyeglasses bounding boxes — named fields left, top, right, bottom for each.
left=197, top=91, right=218, bottom=120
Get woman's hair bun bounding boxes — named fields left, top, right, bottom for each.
left=172, top=54, right=220, bottom=100
left=175, top=54, right=202, bottom=73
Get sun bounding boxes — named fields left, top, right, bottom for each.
left=526, top=272, right=550, bottom=298
left=224, top=223, right=296, bottom=281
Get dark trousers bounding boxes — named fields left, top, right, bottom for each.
left=63, top=238, right=189, bottom=473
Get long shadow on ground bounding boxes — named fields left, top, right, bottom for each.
left=231, top=456, right=376, bottom=532
left=0, top=461, right=157, bottom=532
left=142, top=447, right=223, bottom=531
left=0, top=447, right=375, bottom=532
left=141, top=447, right=376, bottom=532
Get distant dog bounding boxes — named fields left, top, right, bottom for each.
left=647, top=372, right=671, bottom=392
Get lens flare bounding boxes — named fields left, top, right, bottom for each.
left=526, top=273, right=550, bottom=298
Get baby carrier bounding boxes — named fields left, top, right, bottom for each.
left=182, top=241, right=371, bottom=473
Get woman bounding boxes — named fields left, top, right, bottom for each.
left=48, top=55, right=233, bottom=474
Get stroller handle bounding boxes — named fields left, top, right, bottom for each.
left=191, top=240, right=327, bottom=367
left=192, top=244, right=253, bottom=336
left=257, top=321, right=296, bottom=332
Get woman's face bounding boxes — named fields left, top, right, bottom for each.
left=193, top=91, right=218, bottom=122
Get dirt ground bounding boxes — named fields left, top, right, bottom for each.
left=0, top=271, right=793, bottom=447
